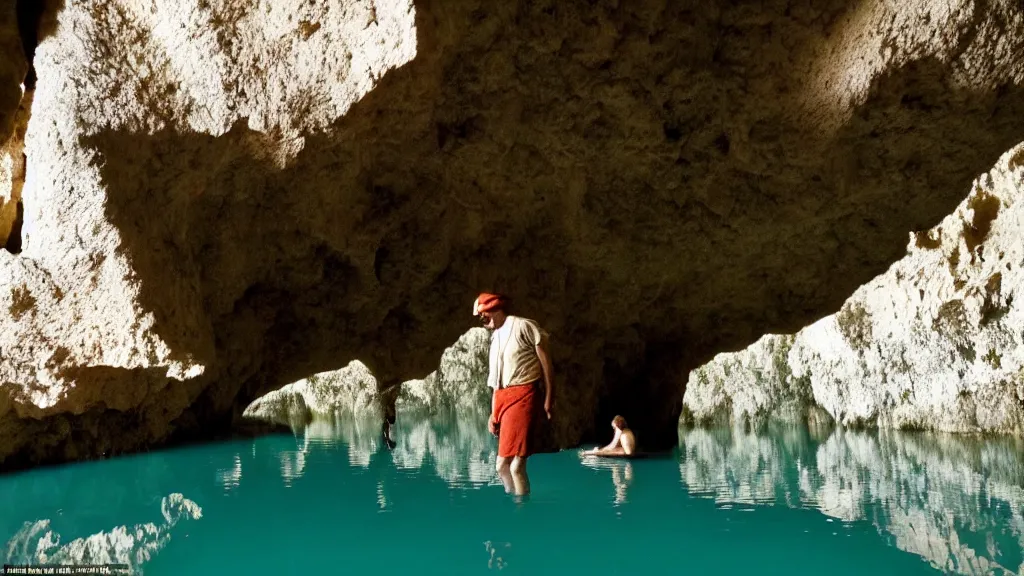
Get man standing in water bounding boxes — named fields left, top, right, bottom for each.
left=473, top=293, right=554, bottom=496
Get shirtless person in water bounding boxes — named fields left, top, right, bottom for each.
left=583, top=415, right=636, bottom=456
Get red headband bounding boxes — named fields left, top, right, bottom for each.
left=473, top=293, right=506, bottom=316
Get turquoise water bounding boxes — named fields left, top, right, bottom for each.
left=3, top=413, right=1024, bottom=575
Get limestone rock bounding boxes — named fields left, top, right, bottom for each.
left=241, top=382, right=312, bottom=428
left=242, top=361, right=379, bottom=426
left=245, top=328, right=488, bottom=426
left=684, top=145, right=1024, bottom=434
left=3, top=0, right=1024, bottom=467
left=398, top=328, right=491, bottom=415
left=682, top=334, right=823, bottom=428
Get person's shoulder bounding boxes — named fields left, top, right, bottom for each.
left=510, top=315, right=543, bottom=327
left=514, top=316, right=547, bottom=334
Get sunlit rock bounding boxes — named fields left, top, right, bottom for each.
left=398, top=328, right=491, bottom=415
left=242, top=360, right=379, bottom=427
left=682, top=335, right=832, bottom=429
left=685, top=146, right=1024, bottom=434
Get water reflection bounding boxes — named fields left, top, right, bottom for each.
left=579, top=456, right=634, bottom=506
left=483, top=540, right=511, bottom=570
left=4, top=493, right=202, bottom=570
left=390, top=412, right=499, bottom=488
left=274, top=409, right=500, bottom=489
left=216, top=454, right=242, bottom=492
left=679, top=425, right=1024, bottom=575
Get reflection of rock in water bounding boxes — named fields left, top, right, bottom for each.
left=679, top=427, right=1024, bottom=575
left=390, top=412, right=499, bottom=487
left=277, top=410, right=499, bottom=488
left=272, top=412, right=383, bottom=484
left=4, top=493, right=202, bottom=572
left=302, top=414, right=383, bottom=468
left=217, top=454, right=243, bottom=492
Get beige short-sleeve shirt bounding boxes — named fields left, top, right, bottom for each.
left=488, top=315, right=548, bottom=389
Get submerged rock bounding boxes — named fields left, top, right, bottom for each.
left=684, top=145, right=1024, bottom=434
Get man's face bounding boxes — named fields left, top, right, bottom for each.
left=479, top=311, right=497, bottom=330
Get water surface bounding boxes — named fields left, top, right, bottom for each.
left=2, top=414, right=1023, bottom=575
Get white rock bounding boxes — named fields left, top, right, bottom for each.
left=397, top=328, right=491, bottom=415
left=685, top=144, right=1024, bottom=435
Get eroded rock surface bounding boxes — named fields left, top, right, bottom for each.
left=242, top=360, right=379, bottom=427
left=684, top=145, right=1024, bottom=434
left=3, top=0, right=1024, bottom=467
left=398, top=327, right=491, bottom=415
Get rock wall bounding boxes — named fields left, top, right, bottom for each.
left=684, top=145, right=1024, bottom=434
left=3, top=0, right=1024, bottom=468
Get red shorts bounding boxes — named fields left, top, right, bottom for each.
left=493, top=382, right=540, bottom=458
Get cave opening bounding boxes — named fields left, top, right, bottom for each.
left=4, top=0, right=51, bottom=255
left=3, top=198, right=23, bottom=253
left=16, top=0, right=48, bottom=91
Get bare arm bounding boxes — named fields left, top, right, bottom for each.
left=489, top=387, right=500, bottom=435
left=536, top=344, right=554, bottom=418
left=601, top=429, right=622, bottom=451
left=584, top=429, right=622, bottom=455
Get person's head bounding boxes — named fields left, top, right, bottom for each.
left=612, top=415, right=627, bottom=431
left=473, top=293, right=509, bottom=330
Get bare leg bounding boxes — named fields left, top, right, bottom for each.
left=495, top=456, right=514, bottom=493
left=510, top=456, right=530, bottom=496
left=590, top=447, right=626, bottom=457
